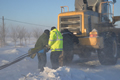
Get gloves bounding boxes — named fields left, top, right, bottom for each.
left=38, top=49, right=44, bottom=53
left=38, top=47, right=50, bottom=54
left=44, top=47, right=50, bottom=52
left=28, top=48, right=36, bottom=59
left=46, top=45, right=50, bottom=49
left=45, top=45, right=50, bottom=52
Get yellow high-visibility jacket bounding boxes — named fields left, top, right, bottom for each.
left=48, top=29, right=63, bottom=52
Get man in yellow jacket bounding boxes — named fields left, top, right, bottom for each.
left=47, top=26, right=63, bottom=69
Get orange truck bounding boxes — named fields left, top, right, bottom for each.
left=57, top=0, right=120, bottom=65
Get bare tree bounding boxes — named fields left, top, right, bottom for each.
left=23, top=29, right=28, bottom=46
left=17, top=26, right=26, bottom=46
left=10, top=27, right=19, bottom=47
left=26, top=31, right=31, bottom=44
left=33, top=27, right=43, bottom=40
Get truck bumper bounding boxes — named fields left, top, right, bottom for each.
left=79, top=37, right=104, bottom=49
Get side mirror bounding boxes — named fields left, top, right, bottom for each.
left=112, top=16, right=120, bottom=24
left=83, top=0, right=87, bottom=4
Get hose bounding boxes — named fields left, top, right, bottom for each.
left=0, top=53, right=31, bottom=70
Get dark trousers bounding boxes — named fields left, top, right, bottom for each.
left=50, top=51, right=62, bottom=69
left=63, top=50, right=73, bottom=65
left=59, top=50, right=73, bottom=66
left=37, top=52, right=46, bottom=70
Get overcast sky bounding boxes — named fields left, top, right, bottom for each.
left=0, top=0, right=120, bottom=30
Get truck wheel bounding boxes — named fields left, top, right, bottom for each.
left=98, top=37, right=118, bottom=65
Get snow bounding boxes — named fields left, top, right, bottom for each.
left=19, top=67, right=91, bottom=80
left=0, top=38, right=120, bottom=80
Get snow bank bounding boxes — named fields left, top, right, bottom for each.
left=4, top=48, right=18, bottom=54
left=19, top=66, right=90, bottom=80
left=1, top=60, right=9, bottom=65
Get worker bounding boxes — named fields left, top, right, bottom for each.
left=46, top=26, right=63, bottom=69
left=28, top=29, right=50, bottom=72
left=60, top=29, right=79, bottom=66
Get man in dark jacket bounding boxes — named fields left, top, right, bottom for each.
left=60, top=29, right=79, bottom=66
left=28, top=29, right=50, bottom=72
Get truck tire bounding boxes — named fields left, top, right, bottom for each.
left=98, top=37, right=118, bottom=65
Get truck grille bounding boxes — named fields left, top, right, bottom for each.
left=60, top=15, right=82, bottom=34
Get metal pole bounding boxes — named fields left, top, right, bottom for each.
left=113, top=3, right=114, bottom=17
left=2, top=16, right=5, bottom=46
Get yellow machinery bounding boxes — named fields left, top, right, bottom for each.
left=57, top=0, right=120, bottom=65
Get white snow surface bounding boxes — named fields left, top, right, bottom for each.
left=0, top=38, right=120, bottom=80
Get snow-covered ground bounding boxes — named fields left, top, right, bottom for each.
left=0, top=38, right=120, bottom=80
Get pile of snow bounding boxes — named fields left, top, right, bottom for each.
left=4, top=48, right=18, bottom=54
left=1, top=60, right=9, bottom=65
left=19, top=67, right=90, bottom=80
